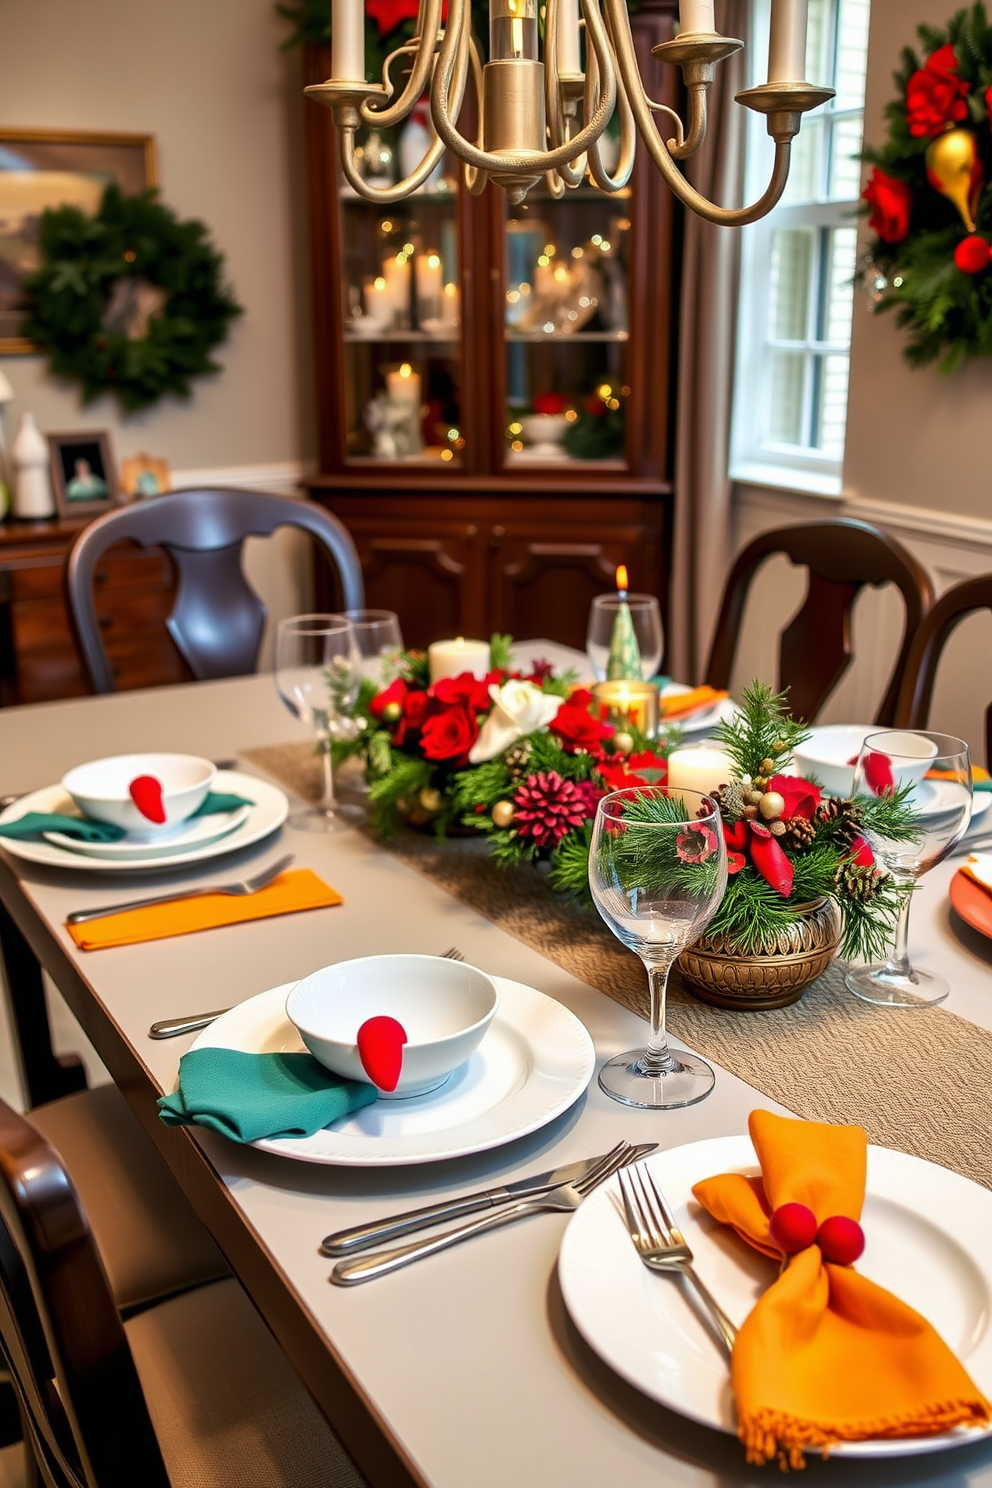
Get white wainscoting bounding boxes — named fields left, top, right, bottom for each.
left=729, top=483, right=992, bottom=761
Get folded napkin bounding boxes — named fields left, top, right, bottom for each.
left=927, top=766, right=992, bottom=792
left=0, top=790, right=254, bottom=844
left=693, top=1110, right=991, bottom=1468
left=67, top=868, right=343, bottom=951
left=961, top=853, right=992, bottom=894
left=158, top=1048, right=376, bottom=1142
left=658, top=685, right=728, bottom=721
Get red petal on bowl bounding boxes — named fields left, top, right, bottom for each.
left=128, top=775, right=166, bottom=824
left=356, top=1016, right=408, bottom=1092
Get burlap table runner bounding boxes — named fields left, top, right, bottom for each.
left=244, top=743, right=992, bottom=1188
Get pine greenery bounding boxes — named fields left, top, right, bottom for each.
left=714, top=681, right=810, bottom=774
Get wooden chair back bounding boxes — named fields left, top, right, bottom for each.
left=0, top=1098, right=168, bottom=1488
left=895, top=574, right=992, bottom=768
left=704, top=520, right=934, bottom=724
left=66, top=488, right=364, bottom=694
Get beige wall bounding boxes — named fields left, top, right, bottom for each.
left=844, top=0, right=992, bottom=520
left=0, top=0, right=315, bottom=473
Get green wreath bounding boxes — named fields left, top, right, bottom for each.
left=861, top=5, right=992, bottom=372
left=21, top=184, right=242, bottom=411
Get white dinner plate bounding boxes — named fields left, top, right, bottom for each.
left=558, top=1135, right=992, bottom=1460
left=188, top=976, right=596, bottom=1166
left=658, top=683, right=736, bottom=737
left=44, top=805, right=251, bottom=861
left=0, top=771, right=287, bottom=873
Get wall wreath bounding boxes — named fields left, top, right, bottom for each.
left=21, top=185, right=242, bottom=411
left=861, top=4, right=992, bottom=373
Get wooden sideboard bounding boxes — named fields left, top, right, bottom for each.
left=0, top=518, right=184, bottom=704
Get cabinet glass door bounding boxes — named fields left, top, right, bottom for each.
left=501, top=182, right=632, bottom=470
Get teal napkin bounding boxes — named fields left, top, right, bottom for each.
left=157, top=1048, right=377, bottom=1142
left=0, top=790, right=253, bottom=843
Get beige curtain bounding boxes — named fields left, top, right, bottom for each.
left=667, top=0, right=749, bottom=681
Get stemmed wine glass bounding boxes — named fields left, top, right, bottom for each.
left=274, top=614, right=361, bottom=831
left=589, top=787, right=728, bottom=1108
left=345, top=609, right=404, bottom=687
left=846, top=729, right=972, bottom=1007
left=586, top=594, right=664, bottom=681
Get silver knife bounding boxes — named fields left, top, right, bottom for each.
left=319, top=1141, right=658, bottom=1256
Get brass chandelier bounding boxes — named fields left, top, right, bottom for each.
left=306, top=0, right=833, bottom=221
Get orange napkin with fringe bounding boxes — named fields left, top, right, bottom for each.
left=693, top=1110, right=990, bottom=1468
left=66, top=868, right=342, bottom=951
left=658, top=685, right=728, bottom=720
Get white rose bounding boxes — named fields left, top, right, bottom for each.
left=468, top=679, right=562, bottom=764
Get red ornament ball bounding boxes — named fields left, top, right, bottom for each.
left=768, top=1202, right=818, bottom=1254
left=817, top=1214, right=865, bottom=1265
left=954, top=235, right=992, bottom=275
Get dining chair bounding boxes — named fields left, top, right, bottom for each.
left=0, top=1095, right=368, bottom=1488
left=66, top=488, right=365, bottom=694
left=895, top=574, right=992, bottom=766
left=703, top=520, right=934, bottom=725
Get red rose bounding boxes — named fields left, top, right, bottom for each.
left=767, top=774, right=822, bottom=822
left=955, top=234, right=991, bottom=273
left=861, top=168, right=913, bottom=244
left=420, top=704, right=479, bottom=764
left=550, top=690, right=615, bottom=751
left=533, top=391, right=570, bottom=416
left=369, top=678, right=407, bottom=720
left=402, top=689, right=429, bottom=729
left=906, top=45, right=969, bottom=138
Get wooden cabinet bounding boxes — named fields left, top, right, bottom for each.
left=301, top=1, right=679, bottom=649
left=0, top=519, right=183, bottom=704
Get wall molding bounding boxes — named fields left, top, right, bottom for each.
left=168, top=460, right=313, bottom=498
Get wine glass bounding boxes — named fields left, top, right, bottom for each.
left=846, top=729, right=972, bottom=1007
left=344, top=609, right=404, bottom=687
left=590, top=787, right=728, bottom=1108
left=274, top=614, right=361, bottom=831
left=587, top=593, right=663, bottom=682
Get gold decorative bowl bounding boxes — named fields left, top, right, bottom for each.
left=678, top=897, right=841, bottom=1011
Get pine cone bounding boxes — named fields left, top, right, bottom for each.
left=783, top=815, right=816, bottom=850
left=504, top=741, right=533, bottom=781
left=834, top=862, right=882, bottom=902
left=815, top=797, right=864, bottom=849
left=712, top=779, right=747, bottom=821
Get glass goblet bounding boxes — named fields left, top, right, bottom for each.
left=846, top=729, right=972, bottom=1007
left=274, top=614, right=361, bottom=831
left=587, top=593, right=664, bottom=682
left=590, top=787, right=728, bottom=1109
left=344, top=609, right=404, bottom=688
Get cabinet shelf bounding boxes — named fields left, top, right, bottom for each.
left=343, top=330, right=460, bottom=344
left=504, top=330, right=629, bottom=343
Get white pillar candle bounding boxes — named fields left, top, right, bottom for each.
left=386, top=362, right=421, bottom=405
left=678, top=0, right=715, bottom=35
left=364, top=275, right=391, bottom=327
left=767, top=0, right=808, bottom=82
left=666, top=745, right=730, bottom=798
left=442, top=281, right=461, bottom=327
left=415, top=251, right=444, bottom=323
left=428, top=637, right=491, bottom=684
left=383, top=253, right=411, bottom=322
left=556, top=0, right=583, bottom=75
left=331, top=0, right=366, bottom=83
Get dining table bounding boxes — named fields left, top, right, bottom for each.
left=1, top=646, right=991, bottom=1488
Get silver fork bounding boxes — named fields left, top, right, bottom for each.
left=331, top=1139, right=637, bottom=1286
left=619, top=1164, right=737, bottom=1356
left=148, top=944, right=466, bottom=1039
left=68, top=853, right=296, bottom=925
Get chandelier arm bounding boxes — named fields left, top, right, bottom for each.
left=361, top=0, right=444, bottom=127
left=462, top=33, right=490, bottom=194
left=585, top=28, right=636, bottom=192
left=666, top=83, right=708, bottom=160
left=544, top=170, right=567, bottom=198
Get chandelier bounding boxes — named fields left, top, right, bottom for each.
left=306, top=0, right=833, bottom=220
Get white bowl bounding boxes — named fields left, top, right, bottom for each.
left=286, top=954, right=500, bottom=1099
left=61, top=753, right=216, bottom=836
left=794, top=726, right=938, bottom=800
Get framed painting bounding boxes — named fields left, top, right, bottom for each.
left=48, top=431, right=120, bottom=518
left=0, top=129, right=157, bottom=354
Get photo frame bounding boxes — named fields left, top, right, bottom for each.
left=120, top=452, right=171, bottom=500
left=0, top=129, right=157, bottom=354
left=48, top=431, right=119, bottom=518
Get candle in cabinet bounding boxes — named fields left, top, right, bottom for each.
left=678, top=0, right=715, bottom=34
left=442, top=281, right=461, bottom=327
left=331, top=0, right=365, bottom=80
left=364, top=275, right=391, bottom=327
left=767, top=0, right=808, bottom=81
left=383, top=253, right=411, bottom=323
left=428, top=637, right=491, bottom=684
left=590, top=680, right=659, bottom=737
left=666, top=745, right=730, bottom=798
left=416, top=251, right=444, bottom=325
left=386, top=363, right=421, bottom=406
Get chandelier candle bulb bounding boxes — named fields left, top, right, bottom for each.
left=678, top=0, right=716, bottom=35
left=386, top=363, right=421, bottom=407
left=666, top=745, right=730, bottom=798
left=330, top=0, right=365, bottom=84
left=767, top=0, right=809, bottom=82
left=556, top=0, right=583, bottom=76
left=591, top=680, right=660, bottom=737
left=428, top=637, right=492, bottom=684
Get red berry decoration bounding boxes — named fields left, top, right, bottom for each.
left=768, top=1202, right=818, bottom=1254
left=954, top=235, right=992, bottom=275
left=356, top=1016, right=408, bottom=1093
left=817, top=1214, right=865, bottom=1265
left=128, top=775, right=166, bottom=824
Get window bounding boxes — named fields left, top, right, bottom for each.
left=731, top=0, right=871, bottom=493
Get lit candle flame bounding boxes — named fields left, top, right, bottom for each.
left=615, top=564, right=628, bottom=593
left=399, top=363, right=412, bottom=379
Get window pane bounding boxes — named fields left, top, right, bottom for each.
left=781, top=118, right=824, bottom=205
left=827, top=114, right=864, bottom=199
left=770, top=229, right=814, bottom=340
left=805, top=0, right=834, bottom=90
left=821, top=226, right=858, bottom=343
left=814, top=352, right=851, bottom=457
left=768, top=352, right=806, bottom=444
left=834, top=0, right=871, bottom=109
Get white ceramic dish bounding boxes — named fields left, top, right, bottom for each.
left=559, top=1135, right=992, bottom=1460
left=43, top=805, right=250, bottom=862
left=659, top=684, right=736, bottom=738
left=62, top=753, right=215, bottom=835
left=189, top=977, right=595, bottom=1166
left=0, top=771, right=287, bottom=873
left=286, top=954, right=500, bottom=1098
left=793, top=724, right=875, bottom=797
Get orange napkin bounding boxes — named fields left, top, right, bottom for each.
left=927, top=765, right=991, bottom=784
left=693, top=1110, right=990, bottom=1468
left=66, top=868, right=343, bottom=952
left=658, top=685, right=728, bottom=721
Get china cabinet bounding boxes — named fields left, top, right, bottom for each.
left=301, top=0, right=680, bottom=652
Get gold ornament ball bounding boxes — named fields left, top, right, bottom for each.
left=382, top=700, right=402, bottom=723
left=612, top=730, right=634, bottom=755
left=492, top=800, right=516, bottom=828
left=759, top=790, right=786, bottom=821
left=419, top=786, right=443, bottom=813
